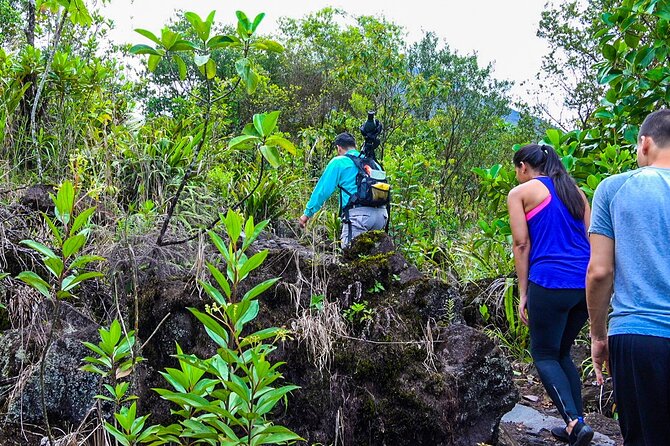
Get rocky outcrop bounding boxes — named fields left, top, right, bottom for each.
left=0, top=302, right=100, bottom=428
left=0, top=215, right=518, bottom=445
left=132, top=231, right=518, bottom=445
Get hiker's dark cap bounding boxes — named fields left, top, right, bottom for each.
left=334, top=132, right=356, bottom=149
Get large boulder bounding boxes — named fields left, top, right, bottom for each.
left=0, top=302, right=100, bottom=428
left=260, top=232, right=516, bottom=445
left=0, top=226, right=517, bottom=445
left=133, top=231, right=517, bottom=445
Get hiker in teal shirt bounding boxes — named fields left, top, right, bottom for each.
left=299, top=132, right=388, bottom=246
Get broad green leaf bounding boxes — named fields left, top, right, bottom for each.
left=244, top=216, right=255, bottom=244
left=207, top=35, right=236, bottom=49
left=128, top=44, right=162, bottom=56
left=62, top=271, right=104, bottom=291
left=185, top=12, right=209, bottom=42
left=135, top=28, right=162, bottom=46
left=236, top=11, right=251, bottom=30
left=171, top=40, right=198, bottom=51
left=193, top=54, right=210, bottom=67
left=70, top=207, right=95, bottom=235
left=205, top=10, right=216, bottom=26
left=635, top=47, right=656, bottom=68
left=104, top=422, right=131, bottom=446
left=160, top=27, right=179, bottom=50
left=250, top=41, right=268, bottom=51
left=260, top=145, right=281, bottom=168
left=242, top=219, right=269, bottom=251
left=206, top=262, right=231, bottom=299
left=148, top=54, right=161, bottom=72
left=245, top=67, right=259, bottom=94
left=205, top=59, right=217, bottom=79
left=82, top=355, right=111, bottom=369
left=224, top=209, right=242, bottom=246
left=234, top=58, right=258, bottom=93
left=545, top=128, right=561, bottom=148
left=236, top=299, right=259, bottom=328
left=251, top=12, right=265, bottom=32
left=255, top=111, right=280, bottom=137
left=136, top=424, right=161, bottom=442
left=257, top=430, right=303, bottom=443
left=227, top=134, right=260, bottom=150
left=587, top=175, right=600, bottom=190
left=235, top=57, right=250, bottom=80
left=44, top=257, right=64, bottom=278
left=226, top=299, right=249, bottom=329
left=242, top=277, right=280, bottom=301
left=159, top=368, right=188, bottom=393
left=257, top=39, right=284, bottom=53
left=225, top=378, right=251, bottom=404
left=56, top=289, right=72, bottom=300
left=68, top=0, right=92, bottom=27
left=20, top=240, right=56, bottom=259
left=188, top=308, right=229, bottom=347
left=207, top=230, right=230, bottom=260
left=173, top=55, right=187, bottom=80
left=81, top=341, right=107, bottom=358
left=199, top=280, right=226, bottom=306
left=70, top=255, right=105, bottom=270
left=238, top=251, right=268, bottom=279
left=16, top=271, right=51, bottom=298
left=159, top=391, right=209, bottom=408
left=265, top=135, right=296, bottom=155
left=44, top=215, right=63, bottom=246
left=240, top=327, right=280, bottom=347
left=62, top=234, right=86, bottom=258
left=55, top=181, right=75, bottom=222
left=242, top=123, right=261, bottom=137
left=602, top=43, right=617, bottom=61
left=256, top=386, right=300, bottom=415
left=109, top=319, right=122, bottom=346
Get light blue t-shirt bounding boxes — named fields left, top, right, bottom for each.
left=303, top=150, right=360, bottom=217
left=589, top=166, right=670, bottom=339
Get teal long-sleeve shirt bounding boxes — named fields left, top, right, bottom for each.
left=303, top=149, right=360, bottom=217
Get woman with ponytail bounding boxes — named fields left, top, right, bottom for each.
left=507, top=144, right=593, bottom=446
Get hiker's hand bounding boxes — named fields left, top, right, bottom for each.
left=518, top=294, right=528, bottom=326
left=591, top=338, right=608, bottom=385
left=299, top=215, right=309, bottom=228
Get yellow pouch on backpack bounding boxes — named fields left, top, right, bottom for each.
left=371, top=182, right=390, bottom=201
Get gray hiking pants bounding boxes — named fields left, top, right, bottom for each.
left=341, top=206, right=388, bottom=247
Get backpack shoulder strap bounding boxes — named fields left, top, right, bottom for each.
left=343, top=153, right=366, bottom=173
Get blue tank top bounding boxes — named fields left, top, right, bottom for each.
left=526, top=177, right=589, bottom=289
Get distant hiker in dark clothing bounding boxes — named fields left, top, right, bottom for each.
left=588, top=109, right=670, bottom=446
left=299, top=132, right=388, bottom=247
left=508, top=144, right=594, bottom=446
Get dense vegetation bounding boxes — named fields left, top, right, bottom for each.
left=2, top=0, right=670, bottom=443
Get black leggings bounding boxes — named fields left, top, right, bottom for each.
left=527, top=282, right=588, bottom=424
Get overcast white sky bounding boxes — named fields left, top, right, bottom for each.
left=102, top=0, right=551, bottom=104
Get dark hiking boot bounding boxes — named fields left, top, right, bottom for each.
left=569, top=418, right=594, bottom=446
left=551, top=426, right=569, bottom=443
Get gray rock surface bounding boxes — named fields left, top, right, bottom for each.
left=502, top=403, right=616, bottom=446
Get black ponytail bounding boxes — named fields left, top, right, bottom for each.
left=513, top=144, right=585, bottom=221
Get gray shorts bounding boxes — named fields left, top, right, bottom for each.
left=341, top=206, right=388, bottom=247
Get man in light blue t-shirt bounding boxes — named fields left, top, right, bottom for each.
left=587, top=109, right=670, bottom=445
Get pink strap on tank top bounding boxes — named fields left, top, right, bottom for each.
left=525, top=194, right=552, bottom=221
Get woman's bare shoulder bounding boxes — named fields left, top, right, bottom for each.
left=509, top=179, right=544, bottom=196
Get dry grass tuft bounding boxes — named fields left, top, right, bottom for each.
left=292, top=300, right=346, bottom=374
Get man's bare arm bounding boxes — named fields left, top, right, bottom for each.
left=587, top=233, right=614, bottom=384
